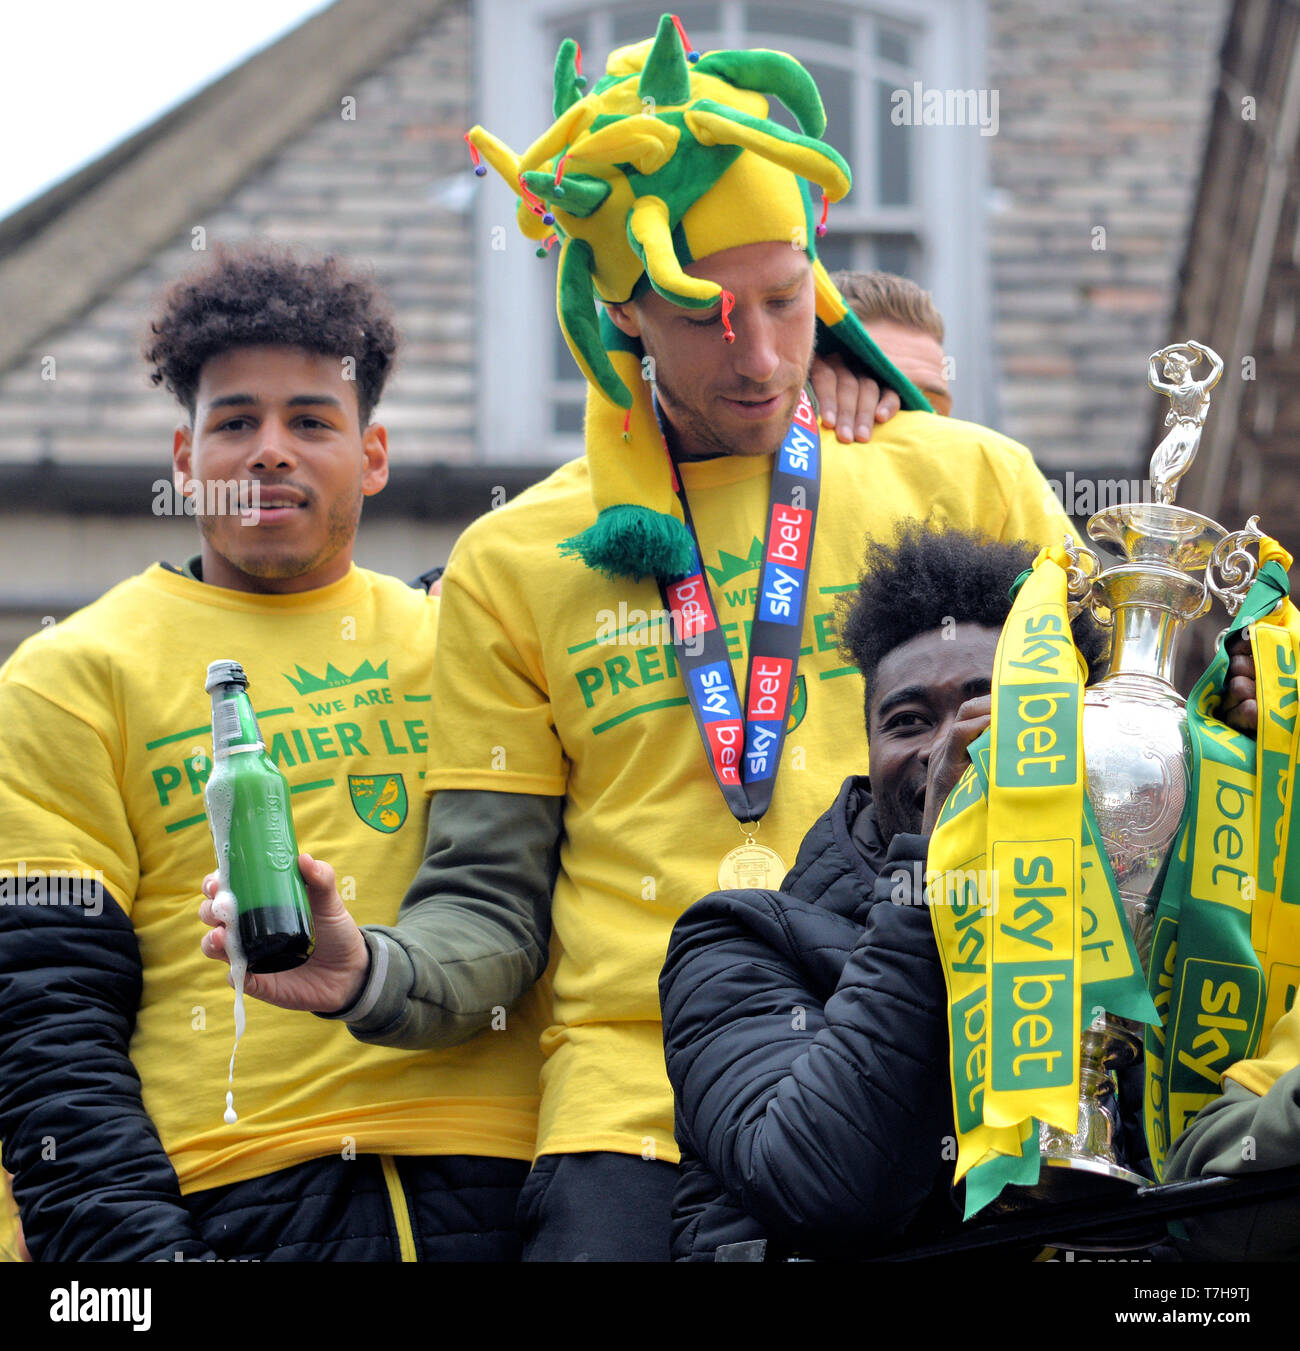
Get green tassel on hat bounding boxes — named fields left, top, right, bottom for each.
left=560, top=504, right=697, bottom=582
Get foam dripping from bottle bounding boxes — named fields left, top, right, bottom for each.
left=214, top=892, right=247, bottom=1124
left=205, top=770, right=246, bottom=1125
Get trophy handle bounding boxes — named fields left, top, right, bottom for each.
left=1063, top=537, right=1112, bottom=628
left=1206, top=515, right=1263, bottom=618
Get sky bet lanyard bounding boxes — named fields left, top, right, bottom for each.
left=655, top=387, right=821, bottom=859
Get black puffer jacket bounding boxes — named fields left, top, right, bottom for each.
left=660, top=776, right=960, bottom=1261
left=0, top=883, right=527, bottom=1261
left=0, top=884, right=216, bottom=1261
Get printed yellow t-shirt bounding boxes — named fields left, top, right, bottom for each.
left=0, top=564, right=544, bottom=1192
left=426, top=410, right=1078, bottom=1162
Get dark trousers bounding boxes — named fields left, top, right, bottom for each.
left=186, top=1153, right=529, bottom=1261
left=517, top=1151, right=679, bottom=1261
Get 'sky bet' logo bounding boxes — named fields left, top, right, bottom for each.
left=744, top=656, right=792, bottom=780
left=690, top=662, right=743, bottom=784
left=758, top=504, right=811, bottom=625
left=666, top=571, right=716, bottom=641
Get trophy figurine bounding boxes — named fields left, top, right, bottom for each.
left=997, top=340, right=1261, bottom=1211
left=1147, top=341, right=1224, bottom=505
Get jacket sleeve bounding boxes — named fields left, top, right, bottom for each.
left=318, top=788, right=560, bottom=1049
left=0, top=882, right=215, bottom=1261
left=660, top=835, right=952, bottom=1249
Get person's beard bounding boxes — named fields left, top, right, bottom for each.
left=197, top=477, right=362, bottom=580
left=654, top=356, right=811, bottom=462
left=872, top=786, right=924, bottom=844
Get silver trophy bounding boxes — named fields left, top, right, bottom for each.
left=996, top=341, right=1263, bottom=1212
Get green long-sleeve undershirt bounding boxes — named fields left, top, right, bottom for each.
left=1163, top=1068, right=1300, bottom=1260
left=317, top=788, right=562, bottom=1049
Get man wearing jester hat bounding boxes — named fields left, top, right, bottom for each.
left=212, top=16, right=1082, bottom=1260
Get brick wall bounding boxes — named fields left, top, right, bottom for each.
left=0, top=0, right=1242, bottom=654
left=985, top=0, right=1230, bottom=470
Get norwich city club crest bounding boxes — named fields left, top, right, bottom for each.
left=786, top=675, right=807, bottom=732
left=348, top=774, right=408, bottom=833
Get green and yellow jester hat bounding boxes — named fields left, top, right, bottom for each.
left=466, top=12, right=930, bottom=582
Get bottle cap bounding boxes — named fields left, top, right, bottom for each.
left=205, top=659, right=249, bottom=693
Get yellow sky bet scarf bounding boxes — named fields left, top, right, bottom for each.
left=1145, top=537, right=1300, bottom=1158
left=929, top=546, right=1155, bottom=1215
left=928, top=738, right=1036, bottom=1213
left=933, top=533, right=1300, bottom=1210
left=1248, top=542, right=1300, bottom=1043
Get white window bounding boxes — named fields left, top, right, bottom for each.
left=474, top=0, right=994, bottom=462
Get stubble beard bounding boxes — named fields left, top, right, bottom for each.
left=653, top=359, right=810, bottom=462
left=873, top=789, right=923, bottom=845
left=197, top=480, right=363, bottom=581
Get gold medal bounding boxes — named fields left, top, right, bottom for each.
left=718, top=842, right=787, bottom=891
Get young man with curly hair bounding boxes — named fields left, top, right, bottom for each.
left=0, top=246, right=548, bottom=1261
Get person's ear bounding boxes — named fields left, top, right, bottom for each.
left=172, top=423, right=194, bottom=496
left=360, top=423, right=389, bottom=497
left=604, top=300, right=642, bottom=340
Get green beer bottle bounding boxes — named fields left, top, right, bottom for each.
left=204, top=660, right=315, bottom=973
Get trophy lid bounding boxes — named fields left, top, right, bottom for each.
left=1087, top=503, right=1225, bottom=573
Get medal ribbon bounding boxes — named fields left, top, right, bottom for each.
left=657, top=388, right=821, bottom=824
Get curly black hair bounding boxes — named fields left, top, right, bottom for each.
left=143, top=245, right=399, bottom=424
left=839, top=519, right=1110, bottom=708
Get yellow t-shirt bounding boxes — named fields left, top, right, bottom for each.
left=0, top=1163, right=21, bottom=1262
left=427, top=411, right=1078, bottom=1162
left=1224, top=999, right=1300, bottom=1098
left=0, top=564, right=544, bottom=1193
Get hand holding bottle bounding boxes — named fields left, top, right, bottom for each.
left=200, top=853, right=371, bottom=1015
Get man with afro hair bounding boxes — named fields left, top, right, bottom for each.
left=659, top=521, right=1118, bottom=1260
left=0, top=245, right=548, bottom=1261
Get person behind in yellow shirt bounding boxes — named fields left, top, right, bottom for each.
left=0, top=245, right=547, bottom=1261
left=203, top=16, right=1082, bottom=1261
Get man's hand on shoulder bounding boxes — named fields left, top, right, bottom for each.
left=199, top=854, right=370, bottom=1015
left=810, top=351, right=900, bottom=443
